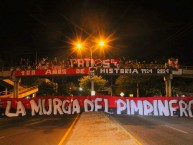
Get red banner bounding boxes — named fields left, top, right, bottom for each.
left=14, top=68, right=89, bottom=76
left=1, top=96, right=193, bottom=117
left=14, top=68, right=170, bottom=76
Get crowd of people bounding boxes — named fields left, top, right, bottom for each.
left=16, top=57, right=70, bottom=70
left=116, top=59, right=165, bottom=69
left=14, top=57, right=167, bottom=70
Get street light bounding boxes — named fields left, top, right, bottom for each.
left=71, top=37, right=87, bottom=58
left=71, top=36, right=108, bottom=96
left=76, top=43, right=82, bottom=49
left=90, top=38, right=107, bottom=96
left=94, top=36, right=110, bottom=59
left=99, top=40, right=105, bottom=47
left=120, top=92, right=124, bottom=97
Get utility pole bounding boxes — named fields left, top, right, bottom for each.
left=137, top=82, right=139, bottom=97
left=90, top=66, right=95, bottom=96
left=164, top=74, right=173, bottom=96
left=110, top=77, right=113, bottom=96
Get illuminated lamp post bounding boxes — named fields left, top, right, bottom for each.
left=90, top=39, right=106, bottom=96
left=72, top=36, right=107, bottom=96
left=76, top=43, right=82, bottom=50
left=74, top=41, right=83, bottom=58
left=72, top=39, right=95, bottom=96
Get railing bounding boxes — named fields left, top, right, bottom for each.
left=1, top=64, right=193, bottom=71
left=0, top=85, right=38, bottom=98
left=0, top=67, right=13, bottom=71
left=0, top=90, right=13, bottom=98
left=179, top=65, right=193, bottom=70
left=0, top=90, right=13, bottom=96
left=18, top=86, right=38, bottom=94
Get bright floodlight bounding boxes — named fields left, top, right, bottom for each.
left=76, top=43, right=82, bottom=49
left=99, top=41, right=105, bottom=47
left=120, top=92, right=124, bottom=97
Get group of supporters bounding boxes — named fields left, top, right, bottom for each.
left=35, top=57, right=71, bottom=70
left=117, top=59, right=165, bottom=69
left=17, top=57, right=71, bottom=70
left=15, top=57, right=169, bottom=70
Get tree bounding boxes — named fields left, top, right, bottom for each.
left=20, top=77, right=39, bottom=87
left=63, top=82, right=78, bottom=96
left=115, top=75, right=164, bottom=97
left=37, top=81, right=58, bottom=96
left=114, top=75, right=131, bottom=96
left=172, top=77, right=193, bottom=96
left=79, top=75, right=108, bottom=95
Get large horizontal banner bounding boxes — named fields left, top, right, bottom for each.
left=14, top=68, right=89, bottom=76
left=14, top=68, right=170, bottom=76
left=1, top=96, right=193, bottom=117
left=98, top=68, right=170, bottom=75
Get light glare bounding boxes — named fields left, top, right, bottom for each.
left=76, top=43, right=82, bottom=49
left=99, top=41, right=105, bottom=47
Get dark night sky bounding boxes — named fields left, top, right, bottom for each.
left=0, top=0, right=193, bottom=65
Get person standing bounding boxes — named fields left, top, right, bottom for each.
left=0, top=98, right=3, bottom=118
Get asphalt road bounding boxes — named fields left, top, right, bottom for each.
left=110, top=115, right=193, bottom=145
left=0, top=114, right=77, bottom=145
left=1, top=114, right=193, bottom=145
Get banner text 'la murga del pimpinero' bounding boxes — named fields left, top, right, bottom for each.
left=1, top=96, right=193, bottom=117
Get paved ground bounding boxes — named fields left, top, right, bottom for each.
left=111, top=115, right=193, bottom=145
left=1, top=112, right=192, bottom=145
left=64, top=112, right=140, bottom=145
left=0, top=114, right=77, bottom=145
